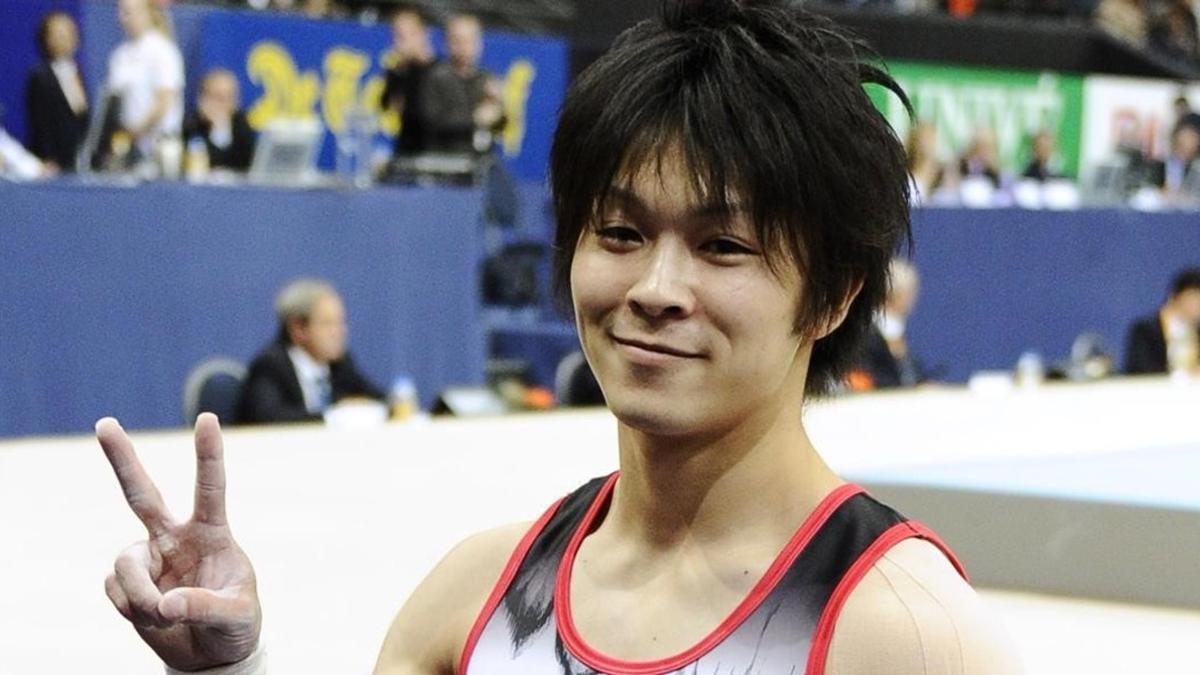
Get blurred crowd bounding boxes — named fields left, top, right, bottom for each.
left=903, top=98, right=1200, bottom=208
left=2, top=0, right=506, bottom=184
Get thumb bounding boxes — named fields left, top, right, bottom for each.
left=159, top=587, right=254, bottom=629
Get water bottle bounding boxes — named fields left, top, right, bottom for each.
left=1014, top=351, right=1044, bottom=389
left=389, top=375, right=418, bottom=420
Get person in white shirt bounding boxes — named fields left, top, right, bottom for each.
left=106, top=0, right=184, bottom=160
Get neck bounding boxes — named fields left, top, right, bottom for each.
left=605, top=392, right=840, bottom=551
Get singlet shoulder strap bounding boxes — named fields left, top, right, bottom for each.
left=458, top=474, right=615, bottom=675
left=804, top=494, right=967, bottom=675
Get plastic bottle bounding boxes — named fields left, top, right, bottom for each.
left=185, top=137, right=209, bottom=183
left=389, top=376, right=418, bottom=420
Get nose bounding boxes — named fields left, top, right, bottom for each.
left=627, top=239, right=696, bottom=321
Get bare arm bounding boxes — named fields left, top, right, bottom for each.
left=373, top=523, right=528, bottom=675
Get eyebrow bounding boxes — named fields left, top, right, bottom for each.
left=607, top=185, right=746, bottom=221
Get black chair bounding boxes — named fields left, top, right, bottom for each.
left=182, top=357, right=246, bottom=426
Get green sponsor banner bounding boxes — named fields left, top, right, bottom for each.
left=867, top=61, right=1085, bottom=178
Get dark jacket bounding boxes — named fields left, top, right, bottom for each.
left=381, top=58, right=433, bottom=156
left=235, top=340, right=384, bottom=425
left=1122, top=314, right=1194, bottom=375
left=24, top=60, right=88, bottom=170
left=859, top=325, right=925, bottom=389
left=182, top=109, right=256, bottom=171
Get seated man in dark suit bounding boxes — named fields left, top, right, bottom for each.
left=1124, top=267, right=1200, bottom=375
left=182, top=68, right=256, bottom=172
left=236, top=279, right=384, bottom=424
left=1145, top=123, right=1199, bottom=198
left=855, top=258, right=928, bottom=389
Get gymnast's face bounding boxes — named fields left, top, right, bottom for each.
left=570, top=148, right=811, bottom=438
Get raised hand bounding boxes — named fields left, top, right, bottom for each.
left=97, top=413, right=261, bottom=671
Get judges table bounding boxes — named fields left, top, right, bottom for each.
left=1, top=377, right=1197, bottom=674
left=0, top=179, right=487, bottom=438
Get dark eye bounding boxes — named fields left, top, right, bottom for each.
left=596, top=225, right=642, bottom=248
left=703, top=238, right=755, bottom=257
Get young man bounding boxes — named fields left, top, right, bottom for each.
left=95, top=1, right=1020, bottom=673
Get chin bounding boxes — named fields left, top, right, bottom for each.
left=605, top=392, right=713, bottom=439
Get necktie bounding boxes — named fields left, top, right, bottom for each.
left=316, top=374, right=332, bottom=411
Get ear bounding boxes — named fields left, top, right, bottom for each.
left=285, top=317, right=306, bottom=344
left=811, top=277, right=865, bottom=341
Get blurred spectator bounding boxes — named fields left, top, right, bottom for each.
left=380, top=8, right=436, bottom=159
left=236, top=279, right=384, bottom=425
left=1095, top=0, right=1149, bottom=46
left=1173, top=93, right=1200, bottom=135
left=1145, top=122, right=1199, bottom=194
left=1021, top=130, right=1063, bottom=181
left=958, top=126, right=1004, bottom=188
left=419, top=14, right=506, bottom=154
left=906, top=121, right=951, bottom=201
left=25, top=11, right=88, bottom=172
left=1149, top=0, right=1200, bottom=62
left=182, top=68, right=256, bottom=172
left=854, top=258, right=929, bottom=390
left=106, top=0, right=184, bottom=161
left=1124, top=267, right=1200, bottom=375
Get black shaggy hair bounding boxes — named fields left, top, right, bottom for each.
left=1169, top=267, right=1200, bottom=298
left=550, top=0, right=913, bottom=397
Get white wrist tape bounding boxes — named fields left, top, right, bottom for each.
left=164, top=644, right=266, bottom=675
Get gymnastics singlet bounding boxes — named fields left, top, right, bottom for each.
left=460, top=473, right=965, bottom=675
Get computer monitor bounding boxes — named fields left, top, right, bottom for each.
left=247, top=118, right=324, bottom=187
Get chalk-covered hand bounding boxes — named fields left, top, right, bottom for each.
left=97, top=413, right=261, bottom=671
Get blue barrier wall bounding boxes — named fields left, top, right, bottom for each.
left=0, top=181, right=486, bottom=438
left=908, top=208, right=1200, bottom=380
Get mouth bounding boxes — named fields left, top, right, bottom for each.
left=611, top=335, right=702, bottom=359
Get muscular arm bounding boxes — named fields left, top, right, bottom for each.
left=374, top=523, right=529, bottom=675
left=826, top=538, right=1022, bottom=675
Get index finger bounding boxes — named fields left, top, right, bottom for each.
left=96, top=417, right=174, bottom=537
left=191, top=413, right=227, bottom=527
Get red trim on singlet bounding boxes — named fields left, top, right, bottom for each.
left=804, top=519, right=969, bottom=675
left=554, top=479, right=867, bottom=675
left=457, top=494, right=568, bottom=675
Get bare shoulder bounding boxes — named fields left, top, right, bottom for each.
left=372, top=522, right=531, bottom=675
left=825, top=538, right=1024, bottom=675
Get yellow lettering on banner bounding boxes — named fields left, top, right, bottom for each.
left=501, top=60, right=536, bottom=157
left=245, top=42, right=320, bottom=128
left=322, top=48, right=371, bottom=134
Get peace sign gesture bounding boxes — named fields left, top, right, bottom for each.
left=97, top=413, right=261, bottom=672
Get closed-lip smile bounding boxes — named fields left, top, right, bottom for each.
left=612, top=335, right=702, bottom=359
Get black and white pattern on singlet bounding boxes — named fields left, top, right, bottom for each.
left=462, top=474, right=963, bottom=675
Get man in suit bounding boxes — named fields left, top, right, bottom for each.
left=182, top=68, right=256, bottom=172
left=1146, top=123, right=1199, bottom=197
left=1124, top=267, right=1200, bottom=375
left=855, top=258, right=928, bottom=389
left=25, top=10, right=89, bottom=171
left=236, top=279, right=384, bottom=424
